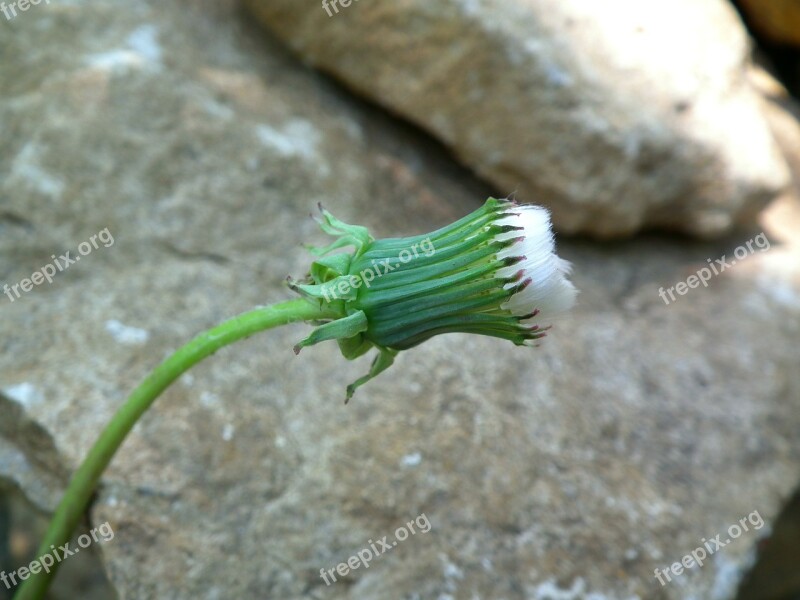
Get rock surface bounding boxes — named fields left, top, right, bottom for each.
left=1, top=1, right=800, bottom=599
left=244, top=0, right=790, bottom=239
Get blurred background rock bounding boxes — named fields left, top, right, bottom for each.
left=1, top=0, right=799, bottom=599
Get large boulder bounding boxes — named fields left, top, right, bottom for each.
left=1, top=0, right=799, bottom=598
left=244, top=0, right=790, bottom=238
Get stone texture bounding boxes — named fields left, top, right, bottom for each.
left=243, top=0, right=791, bottom=239
left=1, top=1, right=800, bottom=599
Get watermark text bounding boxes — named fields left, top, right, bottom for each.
left=659, top=233, right=770, bottom=305
left=322, top=0, right=359, bottom=17
left=1, top=0, right=50, bottom=21
left=3, top=227, right=114, bottom=303
left=1, top=521, right=115, bottom=591
left=321, top=237, right=435, bottom=302
left=654, top=510, right=764, bottom=586
left=320, top=513, right=432, bottom=585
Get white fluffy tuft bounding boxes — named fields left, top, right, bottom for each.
left=494, top=205, right=577, bottom=319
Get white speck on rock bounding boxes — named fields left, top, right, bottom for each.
left=443, top=560, right=464, bottom=580
left=86, top=49, right=145, bottom=71
left=438, top=554, right=464, bottom=594
left=86, top=24, right=162, bottom=72
left=543, top=63, right=573, bottom=88
left=757, top=273, right=800, bottom=309
left=127, top=25, right=162, bottom=64
left=200, top=391, right=219, bottom=407
left=455, top=0, right=481, bottom=18
left=222, top=423, right=235, bottom=441
left=524, top=38, right=544, bottom=55
left=401, top=452, right=422, bottom=467
left=407, top=380, right=423, bottom=394
left=531, top=578, right=584, bottom=600
left=529, top=578, right=633, bottom=600
left=710, top=554, right=741, bottom=600
left=255, top=119, right=324, bottom=167
left=105, top=320, right=149, bottom=345
left=11, top=143, right=65, bottom=199
left=202, top=98, right=234, bottom=120
left=3, top=382, right=44, bottom=409
left=344, top=120, right=364, bottom=141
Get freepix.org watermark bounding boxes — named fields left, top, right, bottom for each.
left=322, top=0, right=358, bottom=17
left=3, top=227, right=114, bottom=303
left=653, top=510, right=764, bottom=586
left=320, top=237, right=436, bottom=303
left=319, top=513, right=432, bottom=585
left=658, top=232, right=770, bottom=305
left=1, top=521, right=115, bottom=591
left=1, top=0, right=50, bottom=21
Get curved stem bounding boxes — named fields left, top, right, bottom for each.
left=15, top=299, right=337, bottom=600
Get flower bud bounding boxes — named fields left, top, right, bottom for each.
left=290, top=198, right=576, bottom=400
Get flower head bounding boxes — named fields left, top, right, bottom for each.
left=289, top=198, right=576, bottom=400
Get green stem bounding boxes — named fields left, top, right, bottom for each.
left=15, top=299, right=337, bottom=600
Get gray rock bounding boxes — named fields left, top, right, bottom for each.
left=244, top=0, right=790, bottom=238
left=1, top=1, right=799, bottom=599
